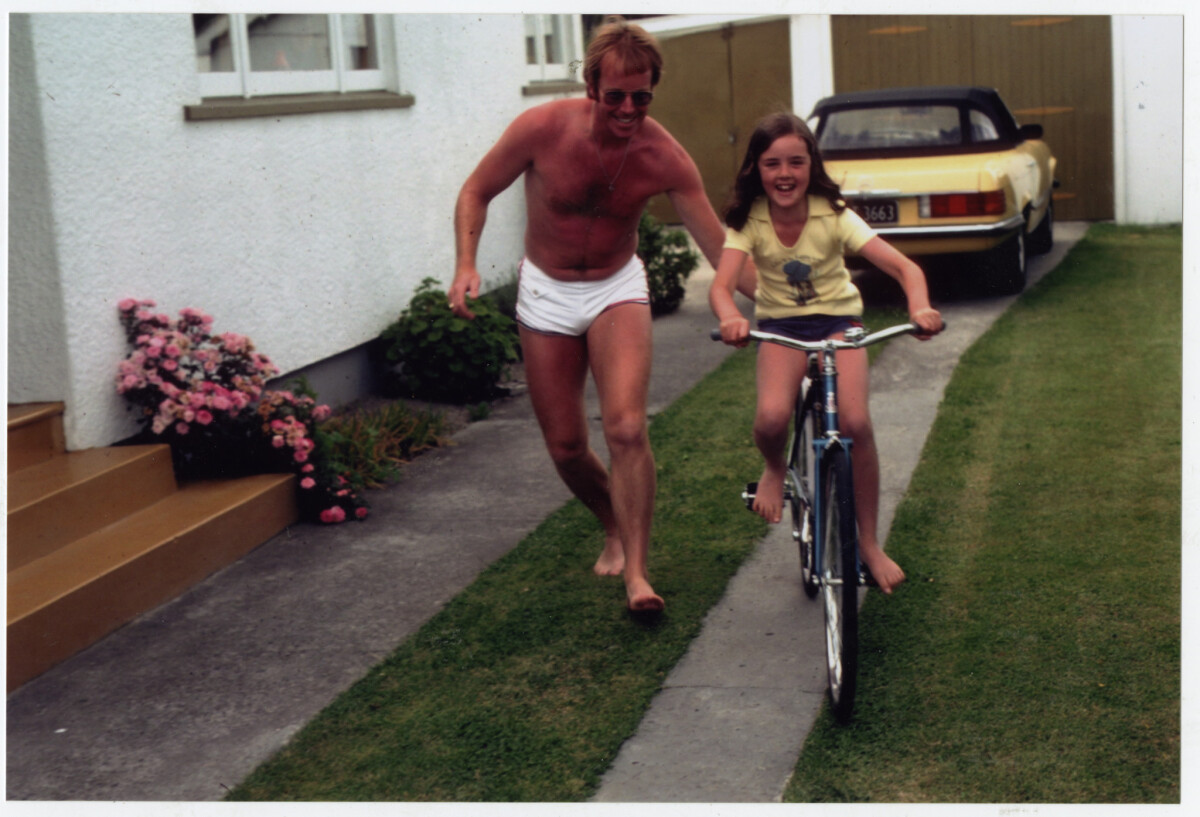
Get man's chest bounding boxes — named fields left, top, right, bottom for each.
left=530, top=146, right=661, bottom=218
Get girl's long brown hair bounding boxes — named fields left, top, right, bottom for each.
left=724, top=112, right=844, bottom=231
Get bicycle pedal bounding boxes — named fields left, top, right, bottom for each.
left=742, top=481, right=793, bottom=511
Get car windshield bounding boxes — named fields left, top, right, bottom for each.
left=817, top=104, right=998, bottom=151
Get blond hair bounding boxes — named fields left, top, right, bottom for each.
left=583, top=16, right=663, bottom=96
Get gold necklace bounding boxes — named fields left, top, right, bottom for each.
left=592, top=132, right=632, bottom=192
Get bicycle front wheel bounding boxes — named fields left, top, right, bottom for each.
left=821, top=446, right=859, bottom=723
left=790, top=395, right=819, bottom=599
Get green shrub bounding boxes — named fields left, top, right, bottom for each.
left=484, top=268, right=519, bottom=323
left=380, top=277, right=520, bottom=404
left=638, top=212, right=699, bottom=315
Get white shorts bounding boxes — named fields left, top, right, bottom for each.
left=515, top=255, right=649, bottom=337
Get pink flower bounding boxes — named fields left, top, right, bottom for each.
left=293, top=450, right=309, bottom=463
left=195, top=410, right=213, bottom=426
left=301, top=463, right=315, bottom=473
left=175, top=421, right=190, bottom=435
left=300, top=477, right=316, bottom=489
left=118, top=298, right=138, bottom=312
left=319, top=506, right=346, bottom=524
left=272, top=436, right=286, bottom=448
left=312, top=405, right=332, bottom=422
left=122, top=374, right=140, bottom=389
left=355, top=507, right=369, bottom=519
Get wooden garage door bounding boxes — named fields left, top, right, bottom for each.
left=646, top=19, right=793, bottom=225
left=830, top=15, right=1112, bottom=220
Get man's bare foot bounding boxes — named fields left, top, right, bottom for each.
left=625, top=576, right=664, bottom=614
left=592, top=533, right=625, bottom=576
left=859, top=542, right=905, bottom=594
left=752, top=466, right=786, bottom=523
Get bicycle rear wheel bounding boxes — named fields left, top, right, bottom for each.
left=821, top=446, right=859, bottom=723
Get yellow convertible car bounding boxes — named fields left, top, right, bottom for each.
left=809, top=86, right=1056, bottom=294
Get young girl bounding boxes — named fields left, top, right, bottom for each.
left=709, top=112, right=943, bottom=594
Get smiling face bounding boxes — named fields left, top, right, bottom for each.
left=590, top=53, right=654, bottom=141
left=756, top=133, right=812, bottom=212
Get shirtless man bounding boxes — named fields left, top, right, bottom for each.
left=450, top=18, right=740, bottom=615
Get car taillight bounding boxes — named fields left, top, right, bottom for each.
left=920, top=191, right=1007, bottom=218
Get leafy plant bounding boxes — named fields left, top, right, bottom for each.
left=318, top=401, right=450, bottom=492
left=638, top=211, right=699, bottom=315
left=380, top=277, right=519, bottom=404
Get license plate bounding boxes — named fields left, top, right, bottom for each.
left=850, top=199, right=898, bottom=224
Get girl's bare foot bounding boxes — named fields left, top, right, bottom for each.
left=752, top=466, right=786, bottom=523
left=859, top=541, right=905, bottom=594
left=592, top=533, right=625, bottom=576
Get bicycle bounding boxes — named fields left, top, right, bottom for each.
left=712, top=321, right=929, bottom=723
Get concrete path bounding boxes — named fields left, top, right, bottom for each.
left=5, top=225, right=1085, bottom=803
left=592, top=222, right=1088, bottom=802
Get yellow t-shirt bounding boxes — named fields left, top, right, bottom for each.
left=724, top=196, right=875, bottom=320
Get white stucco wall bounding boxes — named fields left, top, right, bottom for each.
left=9, top=13, right=571, bottom=449
left=8, top=14, right=72, bottom=407
left=1111, top=14, right=1184, bottom=225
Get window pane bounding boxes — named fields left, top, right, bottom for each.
left=248, top=14, right=331, bottom=72
left=545, top=15, right=567, bottom=64
left=969, top=109, right=1000, bottom=141
left=341, top=14, right=378, bottom=70
left=819, top=105, right=963, bottom=150
left=194, top=13, right=234, bottom=73
left=524, top=16, right=540, bottom=65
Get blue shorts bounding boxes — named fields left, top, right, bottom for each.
left=757, top=314, right=863, bottom=343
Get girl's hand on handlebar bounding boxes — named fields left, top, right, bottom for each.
left=910, top=307, right=944, bottom=340
left=718, top=316, right=751, bottom=347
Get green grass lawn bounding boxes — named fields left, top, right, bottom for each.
left=228, top=224, right=1180, bottom=802
left=785, top=224, right=1182, bottom=803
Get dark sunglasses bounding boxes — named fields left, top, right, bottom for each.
left=602, top=90, right=654, bottom=107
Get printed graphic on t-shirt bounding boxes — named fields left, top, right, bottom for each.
left=784, top=259, right=817, bottom=305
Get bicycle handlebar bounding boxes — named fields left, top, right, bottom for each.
left=709, top=322, right=942, bottom=352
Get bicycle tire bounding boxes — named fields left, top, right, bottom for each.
left=790, top=375, right=819, bottom=599
left=821, top=446, right=859, bottom=723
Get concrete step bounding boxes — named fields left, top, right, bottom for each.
left=7, top=473, right=298, bottom=691
left=8, top=402, right=65, bottom=473
left=7, top=444, right=177, bottom=571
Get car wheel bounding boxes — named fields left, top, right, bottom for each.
left=985, top=230, right=1026, bottom=295
left=1028, top=200, right=1054, bottom=256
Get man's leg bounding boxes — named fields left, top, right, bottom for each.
left=585, top=303, right=663, bottom=613
left=519, top=325, right=625, bottom=575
